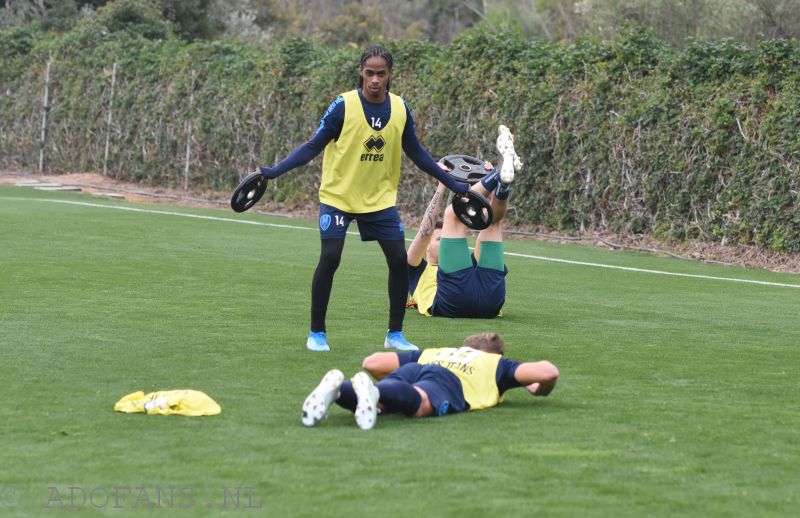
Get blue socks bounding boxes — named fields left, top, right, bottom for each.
left=480, top=170, right=500, bottom=191
left=495, top=183, right=511, bottom=200
left=479, top=169, right=511, bottom=200
left=335, top=381, right=358, bottom=412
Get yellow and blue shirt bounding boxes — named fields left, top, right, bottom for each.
left=320, top=90, right=406, bottom=213
left=408, top=258, right=438, bottom=316
left=399, top=347, right=522, bottom=411
left=260, top=89, right=469, bottom=209
left=408, top=256, right=506, bottom=318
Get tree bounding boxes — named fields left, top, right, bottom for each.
left=746, top=0, right=800, bottom=39
left=317, top=2, right=385, bottom=46
left=161, top=0, right=224, bottom=40
left=94, top=0, right=173, bottom=39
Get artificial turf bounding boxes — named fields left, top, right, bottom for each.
left=1, top=185, right=798, bottom=516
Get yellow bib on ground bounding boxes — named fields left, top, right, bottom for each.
left=410, top=263, right=438, bottom=316
left=114, top=389, right=221, bottom=416
left=320, top=90, right=406, bottom=213
left=417, top=347, right=502, bottom=410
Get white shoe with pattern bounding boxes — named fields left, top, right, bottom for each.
left=352, top=372, right=379, bottom=431
left=301, top=369, right=344, bottom=427
left=496, top=125, right=523, bottom=185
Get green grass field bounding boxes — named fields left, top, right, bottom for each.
left=1, top=185, right=799, bottom=516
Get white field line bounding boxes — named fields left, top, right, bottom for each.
left=504, top=252, right=800, bottom=288
left=6, top=196, right=800, bottom=289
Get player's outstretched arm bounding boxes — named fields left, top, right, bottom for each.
left=260, top=96, right=342, bottom=179
left=259, top=137, right=327, bottom=179
left=362, top=352, right=401, bottom=380
left=407, top=182, right=447, bottom=267
left=513, top=361, right=559, bottom=397
left=401, top=105, right=469, bottom=194
left=404, top=140, right=469, bottom=194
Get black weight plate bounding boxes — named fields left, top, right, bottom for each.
left=439, top=154, right=488, bottom=184
left=231, top=172, right=267, bottom=213
left=451, top=190, right=493, bottom=230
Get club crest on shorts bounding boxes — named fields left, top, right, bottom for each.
left=320, top=214, right=331, bottom=231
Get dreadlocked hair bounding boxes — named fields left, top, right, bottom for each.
left=358, top=45, right=394, bottom=91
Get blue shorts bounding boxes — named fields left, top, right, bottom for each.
left=318, top=203, right=405, bottom=241
left=432, top=261, right=507, bottom=318
left=384, top=363, right=467, bottom=415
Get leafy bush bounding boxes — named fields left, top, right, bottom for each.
left=1, top=23, right=799, bottom=251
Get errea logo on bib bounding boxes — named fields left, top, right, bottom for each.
left=361, top=135, right=385, bottom=162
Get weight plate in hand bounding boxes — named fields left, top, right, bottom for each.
left=231, top=172, right=267, bottom=213
left=439, top=154, right=488, bottom=185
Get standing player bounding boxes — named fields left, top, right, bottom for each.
left=259, top=45, right=469, bottom=352
left=406, top=126, right=523, bottom=318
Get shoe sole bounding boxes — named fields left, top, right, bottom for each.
left=497, top=125, right=518, bottom=184
left=500, top=160, right=515, bottom=184
left=352, top=372, right=379, bottom=431
left=301, top=369, right=344, bottom=427
left=306, top=338, right=330, bottom=352
left=307, top=345, right=330, bottom=352
left=384, top=339, right=419, bottom=352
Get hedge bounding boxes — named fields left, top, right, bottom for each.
left=2, top=13, right=798, bottom=251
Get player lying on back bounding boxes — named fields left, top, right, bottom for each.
left=406, top=125, right=523, bottom=318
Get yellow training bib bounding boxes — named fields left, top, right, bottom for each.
left=114, top=389, right=221, bottom=416
left=320, top=90, right=406, bottom=213
left=418, top=347, right=502, bottom=410
left=410, top=262, right=438, bottom=316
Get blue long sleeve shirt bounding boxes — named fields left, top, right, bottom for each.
left=260, top=89, right=468, bottom=194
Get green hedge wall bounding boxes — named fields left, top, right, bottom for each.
left=2, top=17, right=798, bottom=251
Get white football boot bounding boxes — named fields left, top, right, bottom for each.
left=352, top=372, right=380, bottom=431
left=496, top=125, right=523, bottom=185
left=301, top=369, right=344, bottom=427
